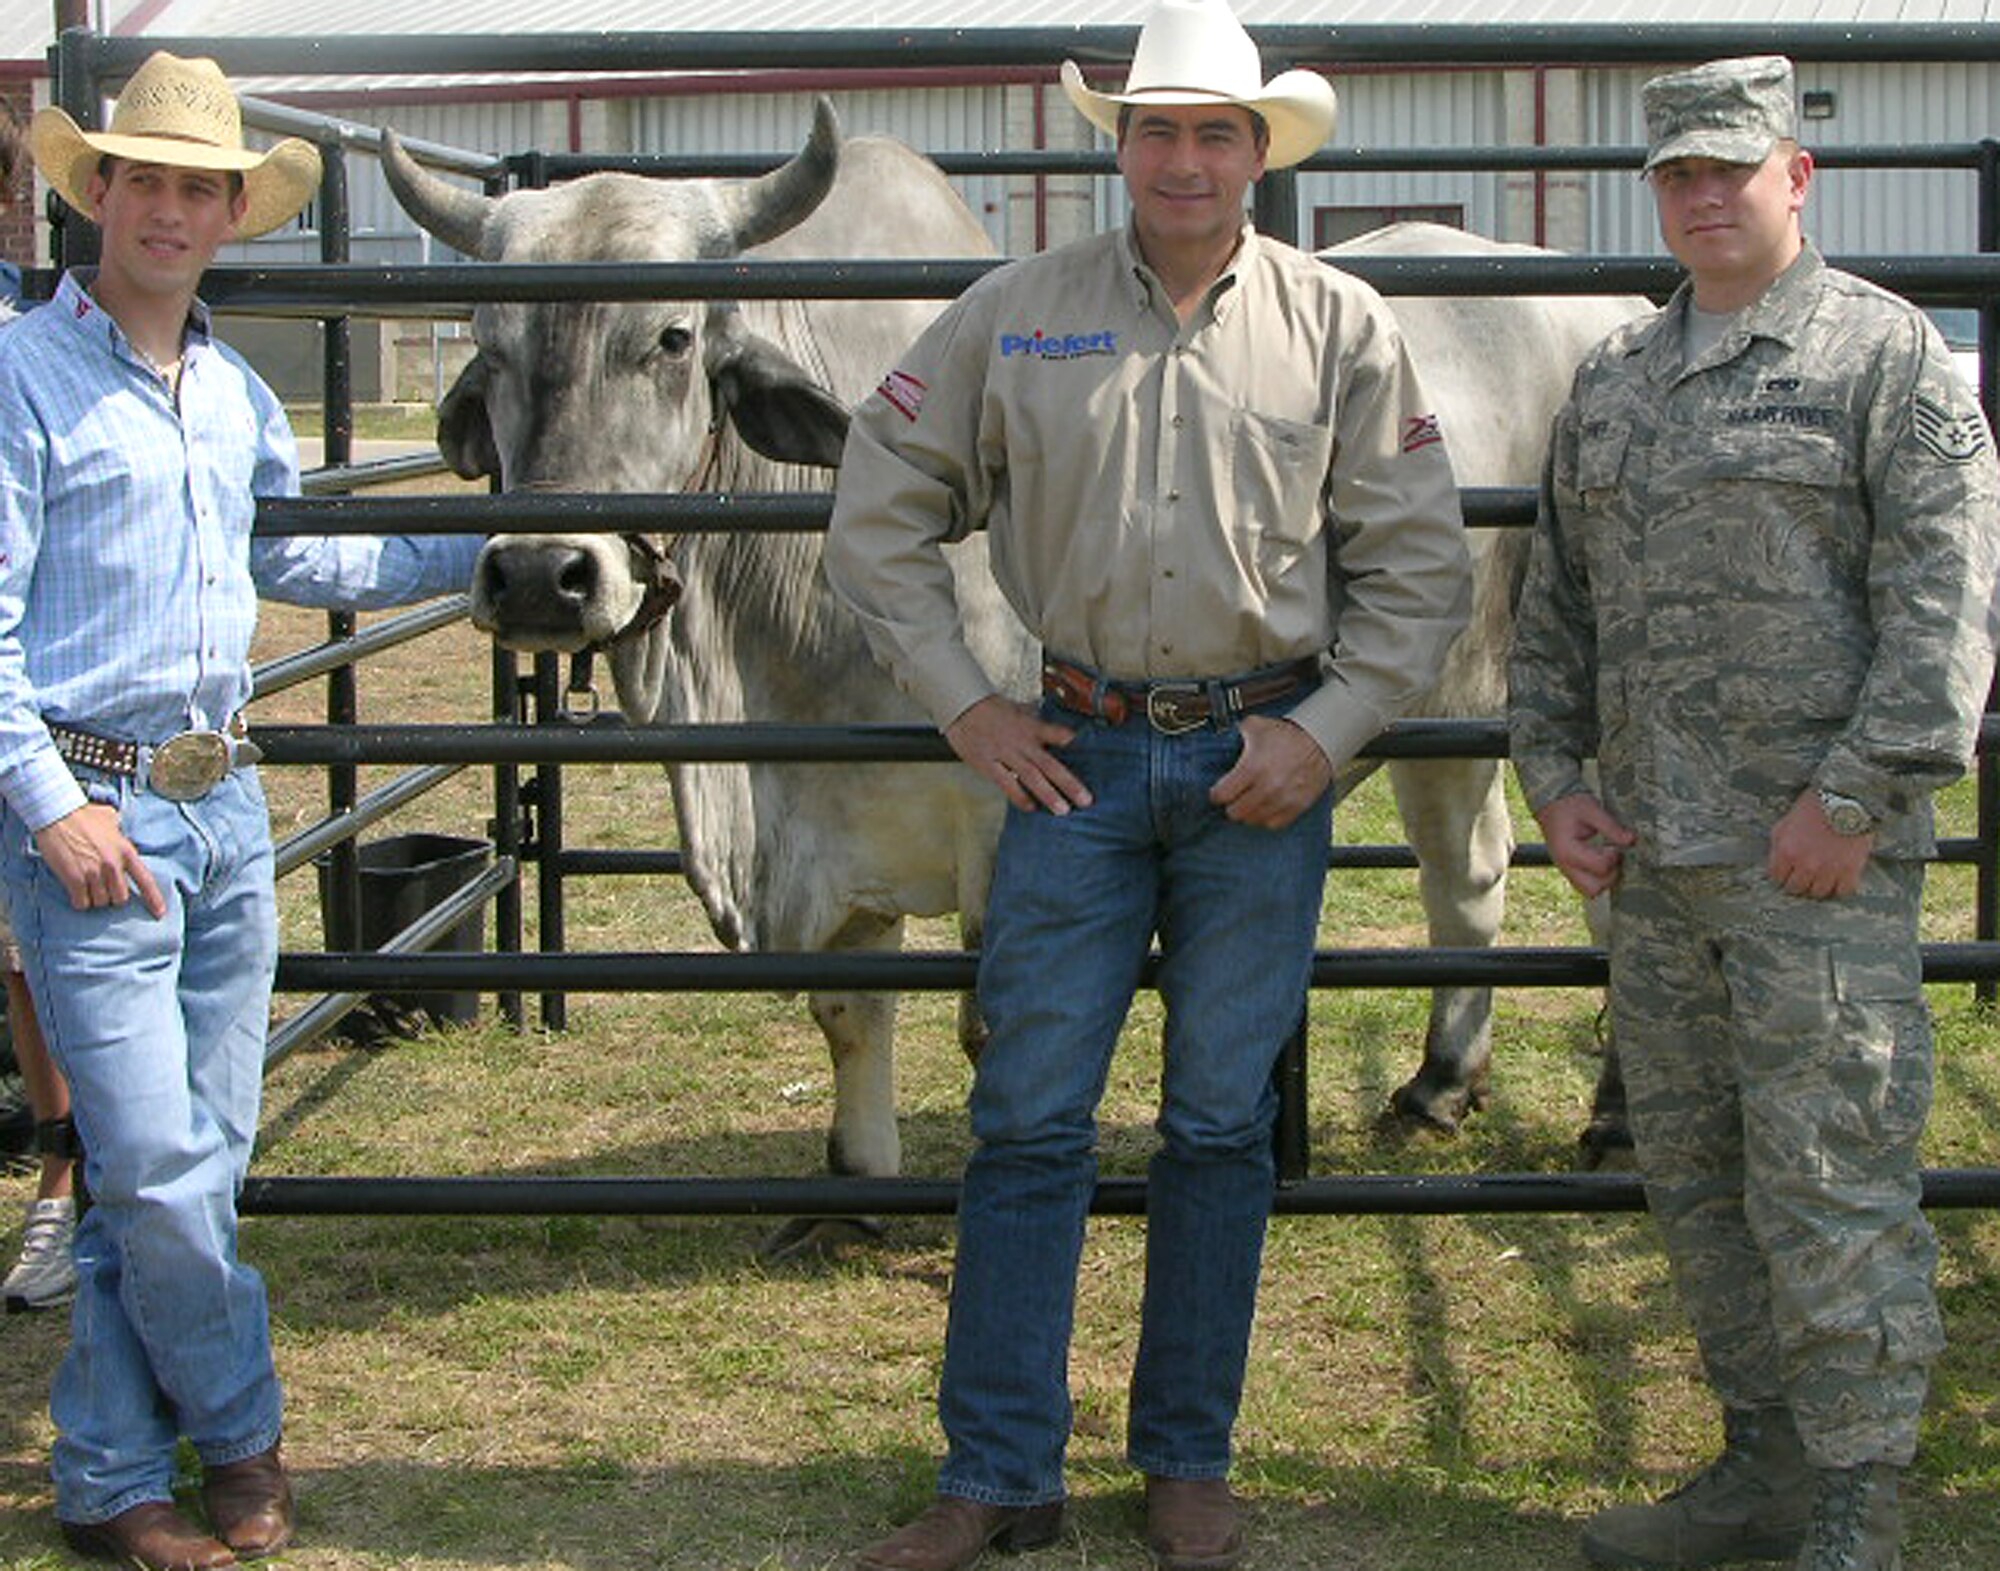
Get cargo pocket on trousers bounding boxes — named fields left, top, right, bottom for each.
left=1828, top=946, right=1932, bottom=1157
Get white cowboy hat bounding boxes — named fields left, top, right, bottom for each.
left=30, top=51, right=320, bottom=239
left=1061, top=0, right=1337, bottom=169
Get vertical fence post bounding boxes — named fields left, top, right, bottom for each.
left=492, top=642, right=526, bottom=1029
left=1978, top=139, right=1999, bottom=1006
left=48, top=23, right=100, bottom=272
left=532, top=652, right=569, bottom=1031
left=316, top=144, right=365, bottom=963
left=460, top=163, right=529, bottom=1030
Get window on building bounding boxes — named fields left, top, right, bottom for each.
left=1313, top=204, right=1465, bottom=249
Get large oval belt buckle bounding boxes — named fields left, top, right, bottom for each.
left=149, top=730, right=231, bottom=801
left=1144, top=684, right=1208, bottom=735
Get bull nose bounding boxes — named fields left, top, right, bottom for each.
left=481, top=543, right=592, bottom=607
left=477, top=542, right=600, bottom=638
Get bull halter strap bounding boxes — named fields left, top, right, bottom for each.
left=559, top=419, right=717, bottom=719
left=562, top=533, right=684, bottom=719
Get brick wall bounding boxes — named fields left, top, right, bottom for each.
left=0, top=81, right=34, bottom=269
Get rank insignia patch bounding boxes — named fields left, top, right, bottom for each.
left=1913, top=395, right=1989, bottom=463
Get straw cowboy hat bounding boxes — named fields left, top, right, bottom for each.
left=30, top=51, right=320, bottom=239
left=1061, top=0, right=1337, bottom=169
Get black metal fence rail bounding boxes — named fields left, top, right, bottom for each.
left=236, top=1166, right=2000, bottom=1219
left=53, top=22, right=2000, bottom=78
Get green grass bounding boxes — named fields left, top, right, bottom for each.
left=2, top=605, right=1998, bottom=1569
left=285, top=404, right=453, bottom=444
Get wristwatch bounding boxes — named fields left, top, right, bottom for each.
left=1817, top=788, right=1876, bottom=837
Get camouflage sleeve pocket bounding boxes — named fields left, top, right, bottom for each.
left=1573, top=421, right=1630, bottom=505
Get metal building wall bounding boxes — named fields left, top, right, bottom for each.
left=630, top=85, right=1015, bottom=253
left=221, top=55, right=2000, bottom=269
left=252, top=96, right=556, bottom=264
left=1583, top=61, right=2000, bottom=259
left=1087, top=66, right=1513, bottom=247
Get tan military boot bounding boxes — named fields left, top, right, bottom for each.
left=1794, top=1463, right=1902, bottom=1571
left=1583, top=1407, right=1812, bottom=1568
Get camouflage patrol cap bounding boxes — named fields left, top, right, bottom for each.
left=1641, top=55, right=1797, bottom=174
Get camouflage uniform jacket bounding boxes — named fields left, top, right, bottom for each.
left=1510, top=244, right=2000, bottom=864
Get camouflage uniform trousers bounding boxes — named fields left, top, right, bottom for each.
left=1609, top=855, right=1944, bottom=1469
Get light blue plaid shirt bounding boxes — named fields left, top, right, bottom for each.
left=0, top=270, right=483, bottom=830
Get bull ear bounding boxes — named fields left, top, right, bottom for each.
left=709, top=323, right=851, bottom=470
left=437, top=352, right=502, bottom=480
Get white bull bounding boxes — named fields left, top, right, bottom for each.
left=382, top=103, right=1037, bottom=1253
left=1326, top=222, right=1648, bottom=1155
left=383, top=98, right=1647, bottom=1230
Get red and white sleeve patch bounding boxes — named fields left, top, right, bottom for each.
left=1401, top=413, right=1442, bottom=454
left=878, top=368, right=928, bottom=423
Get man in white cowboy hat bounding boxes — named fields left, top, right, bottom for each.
left=2, top=51, right=483, bottom=1571
left=1511, top=55, right=2000, bottom=1571
left=827, top=2, right=1470, bottom=1567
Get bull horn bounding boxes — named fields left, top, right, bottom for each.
left=715, top=95, right=841, bottom=254
left=380, top=128, right=496, bottom=259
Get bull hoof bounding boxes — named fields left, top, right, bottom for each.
left=1576, top=1116, right=1635, bottom=1172
left=756, top=1214, right=888, bottom=1264
left=1382, top=1076, right=1487, bottom=1138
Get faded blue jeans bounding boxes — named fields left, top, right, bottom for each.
left=0, top=768, right=283, bottom=1525
left=935, top=690, right=1333, bottom=1507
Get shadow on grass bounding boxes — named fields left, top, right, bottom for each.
left=3, top=1446, right=1996, bottom=1571
left=0, top=1449, right=1589, bottom=1571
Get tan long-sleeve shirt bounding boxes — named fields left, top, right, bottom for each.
left=824, top=224, right=1473, bottom=772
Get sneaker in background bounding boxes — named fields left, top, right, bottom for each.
left=3, top=1194, right=76, bottom=1312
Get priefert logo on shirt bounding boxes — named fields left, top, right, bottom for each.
left=999, top=328, right=1119, bottom=359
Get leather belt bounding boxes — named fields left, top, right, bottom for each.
left=49, top=717, right=261, bottom=803
left=1041, top=656, right=1320, bottom=735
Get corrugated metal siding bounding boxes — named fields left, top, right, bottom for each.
left=134, top=13, right=2000, bottom=271
left=85, top=0, right=2000, bottom=42
left=1581, top=66, right=1660, bottom=254
left=1793, top=61, right=2000, bottom=253
left=1089, top=69, right=1511, bottom=240
left=1581, top=59, right=2000, bottom=260
left=631, top=86, right=1014, bottom=252
left=235, top=97, right=551, bottom=262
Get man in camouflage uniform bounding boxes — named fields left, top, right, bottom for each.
left=1509, top=55, right=2000, bottom=1571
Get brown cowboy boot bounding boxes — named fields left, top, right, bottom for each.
left=60, top=1502, right=237, bottom=1571
left=200, top=1445, right=296, bottom=1559
left=854, top=1496, right=1063, bottom=1571
left=1144, top=1477, right=1244, bottom=1571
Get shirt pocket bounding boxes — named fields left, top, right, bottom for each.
left=1692, top=429, right=1855, bottom=593
left=1231, top=410, right=1332, bottom=572
left=1691, top=427, right=1846, bottom=490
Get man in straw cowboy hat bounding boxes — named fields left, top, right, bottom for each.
left=5, top=51, right=483, bottom=1571
left=827, top=2, right=1470, bottom=1566
left=1510, top=55, right=2000, bottom=1571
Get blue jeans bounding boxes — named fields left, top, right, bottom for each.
left=936, top=693, right=1334, bottom=1507
left=1, top=769, right=283, bottom=1524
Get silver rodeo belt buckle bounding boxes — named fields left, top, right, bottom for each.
left=148, top=730, right=233, bottom=801
left=1144, top=683, right=1209, bottom=735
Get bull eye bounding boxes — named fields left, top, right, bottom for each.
left=657, top=324, right=695, bottom=359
